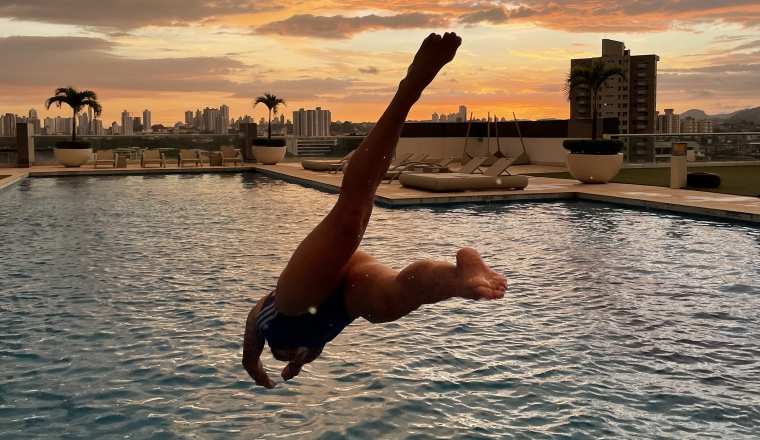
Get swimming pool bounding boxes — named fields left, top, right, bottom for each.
left=1, top=173, right=758, bottom=439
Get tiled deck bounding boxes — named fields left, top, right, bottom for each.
left=3, top=161, right=760, bottom=224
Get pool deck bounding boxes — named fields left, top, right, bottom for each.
left=2, top=160, right=760, bottom=224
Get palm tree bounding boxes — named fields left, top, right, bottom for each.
left=253, top=93, right=286, bottom=139
left=44, top=87, right=102, bottom=142
left=564, top=59, right=628, bottom=140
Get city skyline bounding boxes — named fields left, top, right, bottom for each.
left=1, top=1, right=759, bottom=125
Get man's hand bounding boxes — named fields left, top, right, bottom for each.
left=242, top=297, right=275, bottom=389
left=244, top=357, right=276, bottom=389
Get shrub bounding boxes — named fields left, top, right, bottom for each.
left=252, top=138, right=286, bottom=147
left=55, top=140, right=91, bottom=149
left=563, top=139, right=624, bottom=155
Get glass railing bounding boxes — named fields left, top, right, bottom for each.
left=608, top=132, right=760, bottom=165
left=0, top=134, right=366, bottom=165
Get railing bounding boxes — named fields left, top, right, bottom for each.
left=608, top=132, right=760, bottom=165
left=0, top=134, right=366, bottom=165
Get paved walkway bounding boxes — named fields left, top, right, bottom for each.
left=2, top=161, right=759, bottom=224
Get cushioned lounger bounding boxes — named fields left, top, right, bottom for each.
left=399, top=173, right=528, bottom=192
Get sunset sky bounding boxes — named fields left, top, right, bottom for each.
left=1, top=1, right=759, bottom=127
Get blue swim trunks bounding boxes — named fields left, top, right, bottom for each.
left=256, top=291, right=355, bottom=349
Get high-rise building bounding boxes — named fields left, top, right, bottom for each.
left=569, top=39, right=659, bottom=161
left=1, top=113, right=16, bottom=136
left=458, top=105, right=467, bottom=122
left=657, top=109, right=680, bottom=134
left=91, top=119, right=104, bottom=135
left=121, top=110, right=133, bottom=135
left=77, top=113, right=90, bottom=135
left=184, top=110, right=194, bottom=126
left=219, top=105, right=229, bottom=134
left=681, top=116, right=713, bottom=133
left=143, top=109, right=152, bottom=133
left=293, top=107, right=331, bottom=136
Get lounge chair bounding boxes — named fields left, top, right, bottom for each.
left=220, top=146, right=243, bottom=166
left=94, top=149, right=116, bottom=168
left=178, top=149, right=202, bottom=167
left=141, top=149, right=166, bottom=168
left=384, top=156, right=456, bottom=183
left=398, top=157, right=528, bottom=192
left=332, top=151, right=416, bottom=175
left=301, top=151, right=355, bottom=172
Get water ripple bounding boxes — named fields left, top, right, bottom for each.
left=0, top=174, right=758, bottom=439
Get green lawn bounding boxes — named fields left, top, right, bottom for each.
left=527, top=165, right=760, bottom=197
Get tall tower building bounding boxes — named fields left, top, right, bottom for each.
left=292, top=107, right=331, bottom=136
left=184, top=110, right=194, bottom=126
left=143, top=109, right=152, bottom=133
left=569, top=39, right=659, bottom=161
left=657, top=109, right=680, bottom=134
left=121, top=110, right=134, bottom=135
left=219, top=105, right=229, bottom=134
left=458, top=105, right=467, bottom=122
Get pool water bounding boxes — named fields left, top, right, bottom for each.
left=1, top=173, right=759, bottom=439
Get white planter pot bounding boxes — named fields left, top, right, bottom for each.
left=54, top=148, right=93, bottom=167
left=252, top=146, right=286, bottom=165
left=565, top=152, right=623, bottom=183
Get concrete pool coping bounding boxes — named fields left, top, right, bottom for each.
left=2, top=161, right=760, bottom=224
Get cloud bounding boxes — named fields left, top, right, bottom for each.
left=254, top=13, right=450, bottom=39
left=0, top=0, right=276, bottom=31
left=358, top=66, right=380, bottom=74
left=0, top=36, right=247, bottom=92
left=458, top=7, right=510, bottom=25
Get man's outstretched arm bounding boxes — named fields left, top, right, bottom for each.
left=242, top=298, right=276, bottom=388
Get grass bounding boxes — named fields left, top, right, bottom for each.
left=527, top=165, right=760, bottom=197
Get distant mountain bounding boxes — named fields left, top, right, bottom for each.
left=723, top=106, right=760, bottom=125
left=679, top=106, right=760, bottom=123
left=680, top=108, right=741, bottom=120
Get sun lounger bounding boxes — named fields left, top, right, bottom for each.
left=94, top=149, right=116, bottom=168
left=301, top=151, right=355, bottom=172
left=141, top=149, right=166, bottom=168
left=333, top=151, right=416, bottom=175
left=178, top=149, right=202, bottom=167
left=398, top=156, right=528, bottom=192
left=384, top=156, right=456, bottom=182
left=220, top=146, right=243, bottom=166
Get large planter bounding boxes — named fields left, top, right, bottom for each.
left=252, top=146, right=286, bottom=165
left=54, top=147, right=93, bottom=167
left=565, top=152, right=623, bottom=183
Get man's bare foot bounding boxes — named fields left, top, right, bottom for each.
left=455, top=247, right=507, bottom=300
left=402, top=32, right=462, bottom=94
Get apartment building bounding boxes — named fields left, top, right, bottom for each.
left=569, top=39, right=659, bottom=162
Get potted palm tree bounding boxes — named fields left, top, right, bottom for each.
left=44, top=87, right=102, bottom=167
left=252, top=93, right=287, bottom=164
left=563, top=60, right=627, bottom=183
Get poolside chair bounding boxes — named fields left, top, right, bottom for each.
left=483, top=157, right=517, bottom=176
left=330, top=151, right=417, bottom=175
left=398, top=156, right=528, bottom=192
left=301, top=150, right=355, bottom=172
left=220, top=146, right=243, bottom=166
left=384, top=156, right=456, bottom=183
left=178, top=149, right=202, bottom=167
left=141, top=149, right=166, bottom=168
left=94, top=149, right=116, bottom=168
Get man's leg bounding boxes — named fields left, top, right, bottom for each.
left=342, top=248, right=507, bottom=323
left=274, top=33, right=462, bottom=316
